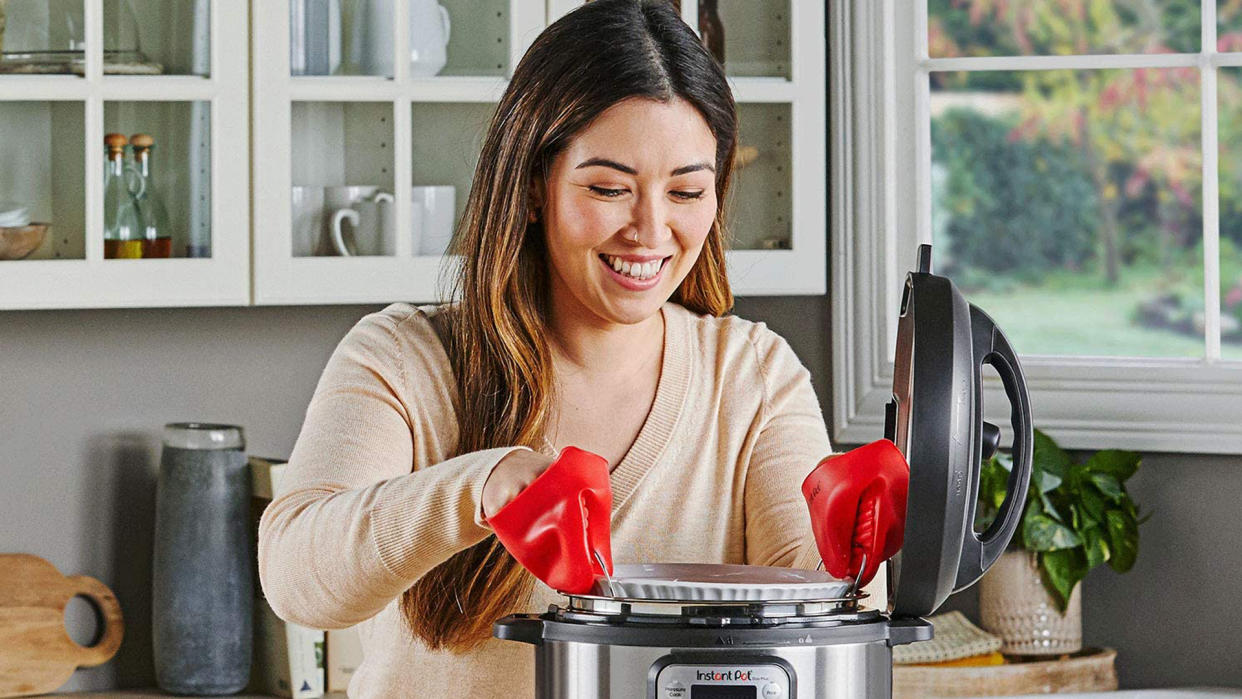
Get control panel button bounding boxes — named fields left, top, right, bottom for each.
left=763, top=683, right=784, bottom=698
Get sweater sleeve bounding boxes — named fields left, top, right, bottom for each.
left=742, top=327, right=834, bottom=572
left=258, top=307, right=528, bottom=630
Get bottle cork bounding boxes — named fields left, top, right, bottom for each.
left=104, top=133, right=128, bottom=158
left=130, top=133, right=154, bottom=149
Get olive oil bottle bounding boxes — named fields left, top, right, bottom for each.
left=130, top=133, right=172, bottom=258
left=103, top=133, right=143, bottom=259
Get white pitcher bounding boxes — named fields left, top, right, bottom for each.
left=410, top=0, right=450, bottom=77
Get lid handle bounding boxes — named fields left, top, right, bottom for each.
left=954, top=305, right=1033, bottom=590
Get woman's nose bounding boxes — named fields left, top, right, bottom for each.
left=627, top=192, right=672, bottom=247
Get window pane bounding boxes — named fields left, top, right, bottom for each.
left=931, top=69, right=1204, bottom=358
left=0, top=101, right=85, bottom=260
left=291, top=102, right=394, bottom=257
left=0, top=0, right=85, bottom=75
left=104, top=101, right=212, bottom=258
left=1218, top=68, right=1242, bottom=360
left=104, top=0, right=209, bottom=76
left=929, top=1, right=1200, bottom=58
left=1222, top=0, right=1242, bottom=49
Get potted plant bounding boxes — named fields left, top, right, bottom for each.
left=974, top=429, right=1146, bottom=655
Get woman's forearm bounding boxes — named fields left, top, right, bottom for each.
left=257, top=446, right=527, bottom=629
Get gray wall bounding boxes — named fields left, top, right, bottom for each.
left=1, top=296, right=1239, bottom=691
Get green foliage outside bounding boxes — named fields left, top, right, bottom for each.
left=976, top=429, right=1146, bottom=611
left=928, top=0, right=1242, bottom=350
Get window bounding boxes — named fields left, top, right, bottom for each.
left=831, top=0, right=1242, bottom=453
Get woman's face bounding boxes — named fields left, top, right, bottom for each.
left=535, top=97, right=719, bottom=327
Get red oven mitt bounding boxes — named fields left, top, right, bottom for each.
left=485, top=446, right=614, bottom=594
left=801, top=439, right=909, bottom=587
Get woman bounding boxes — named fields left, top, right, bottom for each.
left=259, top=1, right=902, bottom=696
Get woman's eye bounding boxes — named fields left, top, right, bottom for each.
left=672, top=190, right=704, bottom=200
left=589, top=186, right=626, bottom=198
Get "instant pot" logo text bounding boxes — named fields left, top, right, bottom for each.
left=696, top=670, right=753, bottom=682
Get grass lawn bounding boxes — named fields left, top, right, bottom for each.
left=959, top=264, right=1242, bottom=359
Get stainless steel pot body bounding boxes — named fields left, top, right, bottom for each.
left=532, top=638, right=892, bottom=699
left=494, top=613, right=932, bottom=699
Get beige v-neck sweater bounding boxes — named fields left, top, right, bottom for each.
left=258, top=301, right=834, bottom=698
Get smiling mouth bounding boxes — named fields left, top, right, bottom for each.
left=598, top=253, right=672, bottom=281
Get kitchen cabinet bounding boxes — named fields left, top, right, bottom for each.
left=0, top=0, right=250, bottom=309
left=1, top=0, right=825, bottom=309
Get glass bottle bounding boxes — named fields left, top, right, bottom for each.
left=103, top=133, right=142, bottom=259
left=129, top=133, right=172, bottom=258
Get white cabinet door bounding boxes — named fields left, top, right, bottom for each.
left=0, top=0, right=250, bottom=309
left=252, top=0, right=545, bottom=305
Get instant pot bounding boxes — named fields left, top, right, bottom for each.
left=495, top=244, right=1034, bottom=699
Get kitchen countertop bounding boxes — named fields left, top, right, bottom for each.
left=54, top=692, right=347, bottom=698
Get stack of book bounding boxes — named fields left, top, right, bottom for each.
left=248, top=457, right=364, bottom=698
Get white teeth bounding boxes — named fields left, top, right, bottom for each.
left=604, top=254, right=664, bottom=280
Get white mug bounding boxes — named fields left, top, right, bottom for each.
left=412, top=185, right=456, bottom=256
left=325, top=186, right=395, bottom=256
left=291, top=185, right=326, bottom=257
left=410, top=0, right=451, bottom=77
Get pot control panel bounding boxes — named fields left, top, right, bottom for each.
left=653, top=662, right=792, bottom=699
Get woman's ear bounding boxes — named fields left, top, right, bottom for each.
left=527, top=178, right=545, bottom=223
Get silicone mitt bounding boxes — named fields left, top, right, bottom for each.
left=485, top=446, right=614, bottom=594
left=801, top=438, right=909, bottom=586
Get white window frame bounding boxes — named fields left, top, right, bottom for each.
left=831, top=0, right=1242, bottom=455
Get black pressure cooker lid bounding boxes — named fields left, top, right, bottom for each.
left=885, top=245, right=1034, bottom=618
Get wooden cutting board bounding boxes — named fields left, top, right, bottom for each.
left=0, top=554, right=124, bottom=698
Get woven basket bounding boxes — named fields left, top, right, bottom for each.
left=893, top=647, right=1118, bottom=699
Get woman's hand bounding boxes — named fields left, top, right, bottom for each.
left=483, top=446, right=615, bottom=594
left=801, top=439, right=909, bottom=586
left=481, top=449, right=558, bottom=519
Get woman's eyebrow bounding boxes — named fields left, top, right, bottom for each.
left=575, top=157, right=715, bottom=177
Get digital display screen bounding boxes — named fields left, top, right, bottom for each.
left=690, top=686, right=757, bottom=699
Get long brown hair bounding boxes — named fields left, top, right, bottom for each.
left=400, top=0, right=739, bottom=651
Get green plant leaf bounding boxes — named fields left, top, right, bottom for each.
left=1040, top=548, right=1088, bottom=613
left=1041, top=490, right=1064, bottom=523
left=1077, top=485, right=1107, bottom=524
left=1033, top=467, right=1063, bottom=494
left=1033, top=429, right=1072, bottom=480
left=1082, top=525, right=1109, bottom=569
left=1024, top=510, right=1082, bottom=551
left=1106, top=510, right=1139, bottom=573
left=1090, top=473, right=1125, bottom=502
left=1085, top=449, right=1141, bottom=482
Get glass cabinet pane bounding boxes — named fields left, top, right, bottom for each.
left=291, top=0, right=392, bottom=77
left=0, top=0, right=85, bottom=75
left=726, top=103, right=791, bottom=251
left=437, top=1, right=508, bottom=77
left=931, top=69, right=1204, bottom=358
left=410, top=102, right=486, bottom=255
left=0, top=101, right=85, bottom=261
left=103, top=101, right=213, bottom=258
left=292, top=101, right=395, bottom=257
left=104, top=0, right=211, bottom=76
left=715, top=0, right=788, bottom=79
